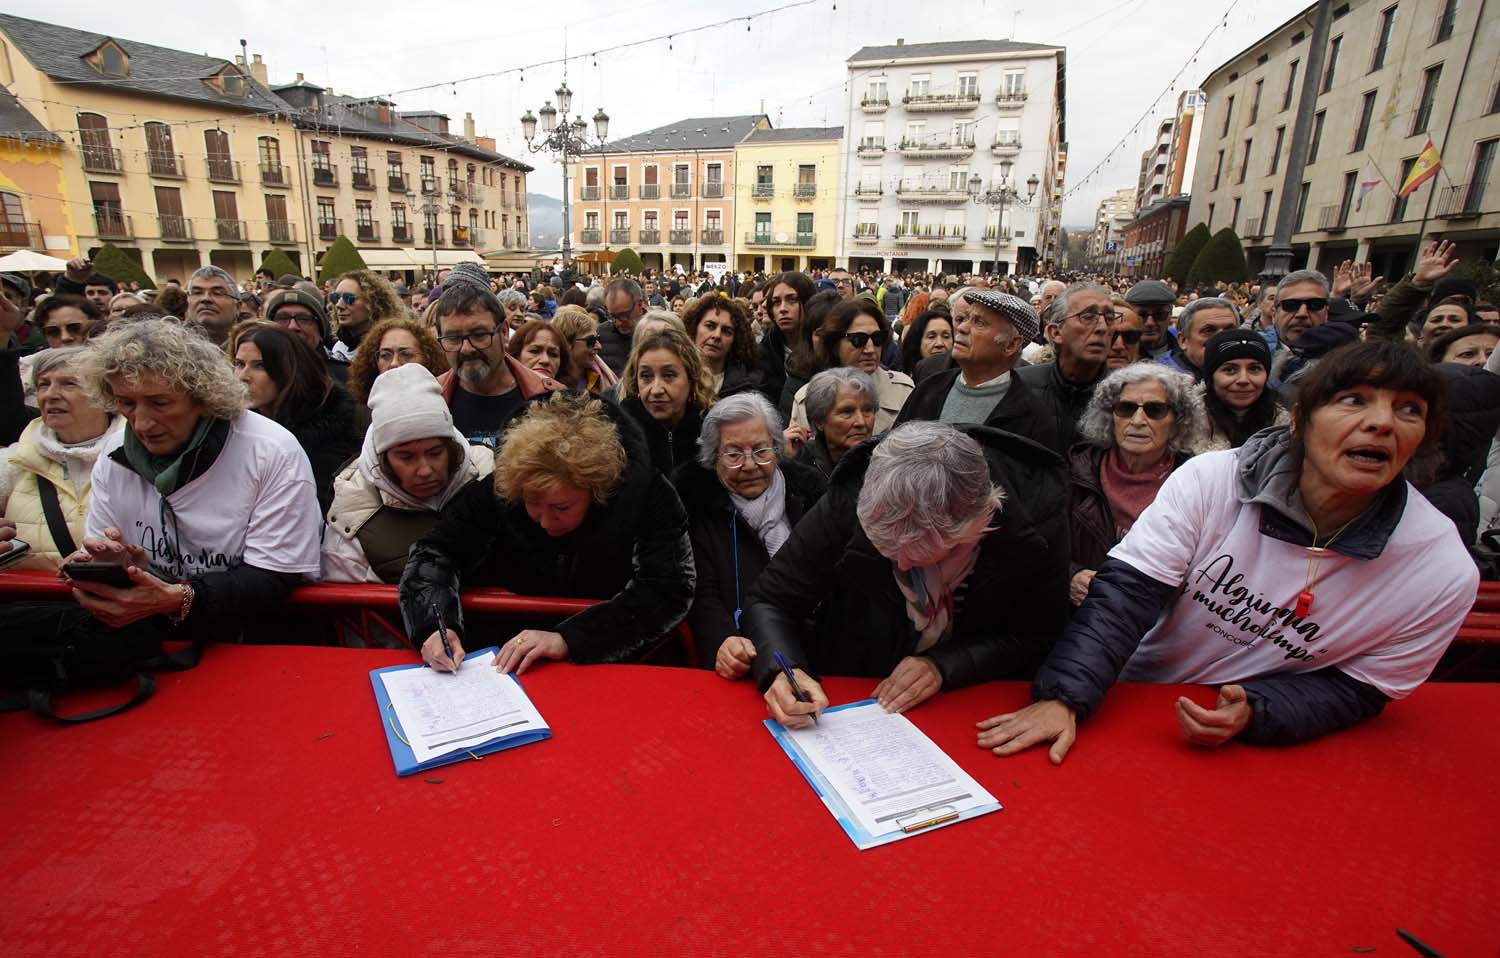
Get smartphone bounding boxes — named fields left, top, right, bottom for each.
left=0, top=539, right=30, bottom=569
left=61, top=561, right=133, bottom=588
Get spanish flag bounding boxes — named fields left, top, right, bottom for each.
left=1398, top=139, right=1442, bottom=198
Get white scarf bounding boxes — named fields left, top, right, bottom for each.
left=729, top=467, right=792, bottom=557
left=32, top=417, right=122, bottom=495
left=892, top=540, right=982, bottom=652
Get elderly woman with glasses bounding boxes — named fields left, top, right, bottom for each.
left=982, top=340, right=1477, bottom=759
left=1067, top=365, right=1206, bottom=606
left=673, top=392, right=827, bottom=674
left=746, top=420, right=1071, bottom=728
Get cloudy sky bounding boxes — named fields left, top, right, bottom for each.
left=12, top=0, right=1312, bottom=226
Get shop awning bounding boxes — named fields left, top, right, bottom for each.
left=356, top=248, right=420, bottom=269
left=356, top=248, right=485, bottom=269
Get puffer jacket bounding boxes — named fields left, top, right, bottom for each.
left=398, top=393, right=695, bottom=662
left=1015, top=360, right=1108, bottom=454
left=743, top=425, right=1071, bottom=691
left=0, top=416, right=122, bottom=568
left=1419, top=362, right=1500, bottom=545
left=619, top=397, right=704, bottom=475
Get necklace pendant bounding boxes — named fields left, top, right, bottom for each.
left=1295, top=590, right=1314, bottom=618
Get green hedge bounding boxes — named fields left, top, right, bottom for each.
left=1187, top=227, right=1248, bottom=286
left=1163, top=223, right=1211, bottom=283
left=91, top=242, right=155, bottom=289
left=317, top=236, right=366, bottom=284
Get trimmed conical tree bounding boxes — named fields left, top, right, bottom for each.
left=317, top=236, right=366, bottom=284
left=91, top=242, right=156, bottom=289
left=1163, top=222, right=1211, bottom=283
left=259, top=248, right=301, bottom=280
left=611, top=247, right=645, bottom=276
left=1187, top=227, right=1249, bottom=286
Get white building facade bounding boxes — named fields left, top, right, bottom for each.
left=838, top=38, right=1067, bottom=276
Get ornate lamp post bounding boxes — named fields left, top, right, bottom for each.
left=520, top=83, right=609, bottom=271
left=968, top=159, right=1040, bottom=277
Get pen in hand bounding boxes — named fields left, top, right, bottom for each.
left=430, top=598, right=456, bottom=672
left=773, top=651, right=818, bottom=726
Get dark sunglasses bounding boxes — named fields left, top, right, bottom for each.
left=1278, top=297, right=1328, bottom=313
left=328, top=291, right=359, bottom=306
left=583, top=334, right=600, bottom=348
left=840, top=330, right=888, bottom=349
left=1110, top=329, right=1142, bottom=345
left=1112, top=400, right=1173, bottom=420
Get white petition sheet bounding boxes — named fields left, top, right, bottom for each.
left=380, top=651, right=548, bottom=764
left=784, top=701, right=995, bottom=837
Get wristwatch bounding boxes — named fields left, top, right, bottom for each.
left=171, top=581, right=196, bottom=625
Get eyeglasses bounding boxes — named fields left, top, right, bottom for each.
left=583, top=334, right=601, bottom=348
left=1134, top=306, right=1172, bottom=321
left=1064, top=308, right=1120, bottom=327
left=1110, top=328, right=1143, bottom=346
left=839, top=330, right=888, bottom=350
left=719, top=446, right=777, bottom=468
left=608, top=308, right=637, bottom=324
left=378, top=348, right=420, bottom=365
left=328, top=292, right=359, bottom=306
left=438, top=329, right=497, bottom=351
left=1111, top=400, right=1174, bottom=420
left=43, top=322, right=88, bottom=340
left=272, top=312, right=320, bottom=328
left=1277, top=297, right=1328, bottom=314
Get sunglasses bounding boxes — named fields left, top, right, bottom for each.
left=840, top=330, right=888, bottom=349
left=328, top=292, right=359, bottom=306
left=583, top=334, right=600, bottom=348
left=43, top=322, right=89, bottom=339
left=1112, top=400, right=1173, bottom=420
left=1278, top=297, right=1328, bottom=314
left=1110, top=329, right=1142, bottom=345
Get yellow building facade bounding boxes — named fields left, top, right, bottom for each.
left=732, top=127, right=843, bottom=272
left=0, top=87, right=75, bottom=258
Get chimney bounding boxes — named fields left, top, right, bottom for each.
left=249, top=53, right=268, bottom=85
left=464, top=112, right=476, bottom=141
left=438, top=115, right=449, bottom=135
left=377, top=104, right=393, bottom=125
left=895, top=37, right=904, bottom=45
left=235, top=54, right=246, bottom=66
left=296, top=72, right=305, bottom=83
left=476, top=136, right=496, bottom=151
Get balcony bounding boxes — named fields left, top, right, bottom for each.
left=424, top=225, right=445, bottom=245
left=606, top=185, right=628, bottom=201
left=206, top=156, right=241, bottom=184
left=453, top=227, right=471, bottom=247
left=744, top=231, right=815, bottom=248
left=902, top=91, right=981, bottom=112
left=671, top=183, right=692, bottom=199
left=158, top=214, right=193, bottom=242
left=215, top=218, right=247, bottom=243
left=388, top=172, right=410, bottom=193
left=470, top=227, right=485, bottom=247
left=318, top=218, right=342, bottom=241
left=894, top=225, right=966, bottom=246
left=703, top=182, right=725, bottom=199
left=94, top=210, right=132, bottom=239
left=981, top=226, right=1013, bottom=242
left=1317, top=203, right=1349, bottom=232
left=860, top=96, right=890, bottom=113
left=895, top=182, right=970, bottom=203
left=420, top=176, right=440, bottom=195
left=82, top=146, right=124, bottom=174
left=610, top=228, right=631, bottom=244
left=794, top=184, right=817, bottom=199
left=268, top=220, right=297, bottom=245
left=580, top=228, right=602, bottom=244
left=356, top=220, right=381, bottom=243
left=669, top=229, right=692, bottom=245
left=0, top=221, right=42, bottom=250
left=464, top=182, right=485, bottom=203
left=856, top=137, right=886, bottom=155
left=753, top=183, right=774, bottom=199
left=991, top=138, right=1022, bottom=156
left=260, top=163, right=290, bottom=187
left=851, top=226, right=880, bottom=244
left=995, top=91, right=1029, bottom=109
left=898, top=137, right=975, bottom=159
left=581, top=186, right=602, bottom=201
left=147, top=152, right=184, bottom=178
left=312, top=163, right=339, bottom=187
left=391, top=224, right=412, bottom=244
left=1437, top=183, right=1483, bottom=219
left=855, top=184, right=884, bottom=200
left=701, top=229, right=724, bottom=245
left=352, top=168, right=376, bottom=190
left=634, top=228, right=658, bottom=245
left=1243, top=217, right=1263, bottom=239
left=640, top=184, right=660, bottom=199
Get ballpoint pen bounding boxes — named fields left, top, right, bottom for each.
left=429, top=598, right=456, bottom=671
left=773, top=651, right=818, bottom=726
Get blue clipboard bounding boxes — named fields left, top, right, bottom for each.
left=370, top=647, right=552, bottom=777
left=764, top=699, right=1001, bottom=850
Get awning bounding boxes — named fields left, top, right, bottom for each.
left=0, top=249, right=68, bottom=272
left=573, top=250, right=616, bottom=264
left=355, top=248, right=420, bottom=269
left=355, top=248, right=484, bottom=269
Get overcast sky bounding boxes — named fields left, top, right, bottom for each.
left=13, top=0, right=1312, bottom=226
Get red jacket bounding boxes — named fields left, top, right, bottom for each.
left=435, top=353, right=563, bottom=405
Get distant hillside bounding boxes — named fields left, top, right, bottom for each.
left=527, top=194, right=563, bottom=250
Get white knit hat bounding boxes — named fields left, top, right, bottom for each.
left=367, top=363, right=458, bottom=454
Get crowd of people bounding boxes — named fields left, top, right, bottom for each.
left=1, top=241, right=1494, bottom=756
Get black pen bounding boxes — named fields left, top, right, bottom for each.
left=773, top=651, right=818, bottom=726
left=429, top=599, right=456, bottom=672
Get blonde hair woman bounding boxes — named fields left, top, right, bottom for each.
left=619, top=325, right=716, bottom=473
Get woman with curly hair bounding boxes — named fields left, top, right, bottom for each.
left=682, top=295, right=760, bottom=399
left=345, top=316, right=448, bottom=406
left=398, top=391, right=694, bottom=675
left=619, top=325, right=716, bottom=474
left=330, top=269, right=407, bottom=362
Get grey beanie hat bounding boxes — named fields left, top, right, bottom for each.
left=961, top=288, right=1040, bottom=344
left=446, top=262, right=492, bottom=293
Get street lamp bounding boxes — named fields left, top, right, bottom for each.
left=521, top=84, right=609, bottom=271
left=969, top=160, right=1040, bottom=278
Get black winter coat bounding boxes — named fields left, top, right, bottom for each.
left=894, top=366, right=1059, bottom=450
left=1015, top=360, right=1108, bottom=455
left=672, top=458, right=827, bottom=667
left=287, top=382, right=360, bottom=514
left=755, top=325, right=789, bottom=409
left=1067, top=443, right=1192, bottom=578
left=619, top=397, right=704, bottom=475
left=1419, top=363, right=1500, bottom=544
left=743, top=425, right=1071, bottom=691
left=398, top=395, right=695, bottom=662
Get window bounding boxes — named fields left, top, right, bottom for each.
left=755, top=164, right=773, bottom=197
left=387, top=151, right=403, bottom=180
left=154, top=186, right=185, bottom=239
left=1003, top=71, right=1026, bottom=95
left=706, top=163, right=722, bottom=184
left=866, top=79, right=887, bottom=103
left=1211, top=150, right=1224, bottom=190
left=954, top=118, right=976, bottom=145
left=909, top=73, right=930, bottom=97
left=585, top=211, right=599, bottom=230
left=1260, top=190, right=1275, bottom=232
left=705, top=210, right=721, bottom=230
left=1464, top=139, right=1497, bottom=213
left=1391, top=157, right=1416, bottom=220
left=258, top=136, right=281, bottom=171
left=905, top=120, right=926, bottom=142
left=1322, top=36, right=1341, bottom=92
left=1282, top=60, right=1300, bottom=110
left=1221, top=95, right=1234, bottom=137
left=317, top=198, right=336, bottom=237
left=1434, top=0, right=1459, bottom=42
left=76, top=112, right=114, bottom=170
left=613, top=210, right=627, bottom=229
left=1371, top=6, right=1397, bottom=70
left=797, top=164, right=816, bottom=196
left=1239, top=138, right=1253, bottom=183
left=96, top=42, right=128, bottom=77
left=583, top=167, right=599, bottom=187
left=957, top=72, right=978, bottom=97
left=1352, top=91, right=1377, bottom=151
left=1230, top=197, right=1241, bottom=230
left=948, top=167, right=967, bottom=191
left=1308, top=110, right=1326, bottom=163
left=1489, top=80, right=1500, bottom=115
left=420, top=155, right=435, bottom=184
left=204, top=129, right=234, bottom=181
left=221, top=70, right=244, bottom=97
left=391, top=204, right=407, bottom=231
left=1250, top=79, right=1263, bottom=124
left=1413, top=65, right=1442, bottom=134
left=754, top=211, right=770, bottom=237
left=796, top=212, right=814, bottom=240
left=212, top=190, right=240, bottom=240
left=900, top=210, right=921, bottom=233
left=356, top=200, right=374, bottom=241
left=612, top=165, right=627, bottom=186
left=351, top=146, right=369, bottom=184
left=1269, top=126, right=1285, bottom=174
left=1338, top=170, right=1358, bottom=224
left=266, top=195, right=290, bottom=241
left=0, top=193, right=25, bottom=246
left=311, top=139, right=331, bottom=169
left=146, top=122, right=176, bottom=176
left=1295, top=182, right=1311, bottom=230
left=1206, top=202, right=1215, bottom=229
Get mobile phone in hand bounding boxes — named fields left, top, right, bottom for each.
left=0, top=539, right=30, bottom=569
left=61, top=560, right=133, bottom=587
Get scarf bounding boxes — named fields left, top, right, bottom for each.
left=1099, top=447, right=1174, bottom=539
left=729, top=466, right=791, bottom=557
left=892, top=539, right=981, bottom=652
left=120, top=416, right=216, bottom=496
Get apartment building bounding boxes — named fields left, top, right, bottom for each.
left=1186, top=0, right=1500, bottom=279
left=570, top=115, right=769, bottom=271
left=1088, top=187, right=1136, bottom=269
left=732, top=126, right=843, bottom=272
left=840, top=38, right=1067, bottom=275
left=1122, top=90, right=1204, bottom=276
left=0, top=86, right=71, bottom=258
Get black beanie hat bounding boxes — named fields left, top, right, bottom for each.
left=1203, top=327, right=1273, bottom=379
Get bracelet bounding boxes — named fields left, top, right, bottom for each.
left=171, top=581, right=195, bottom=625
